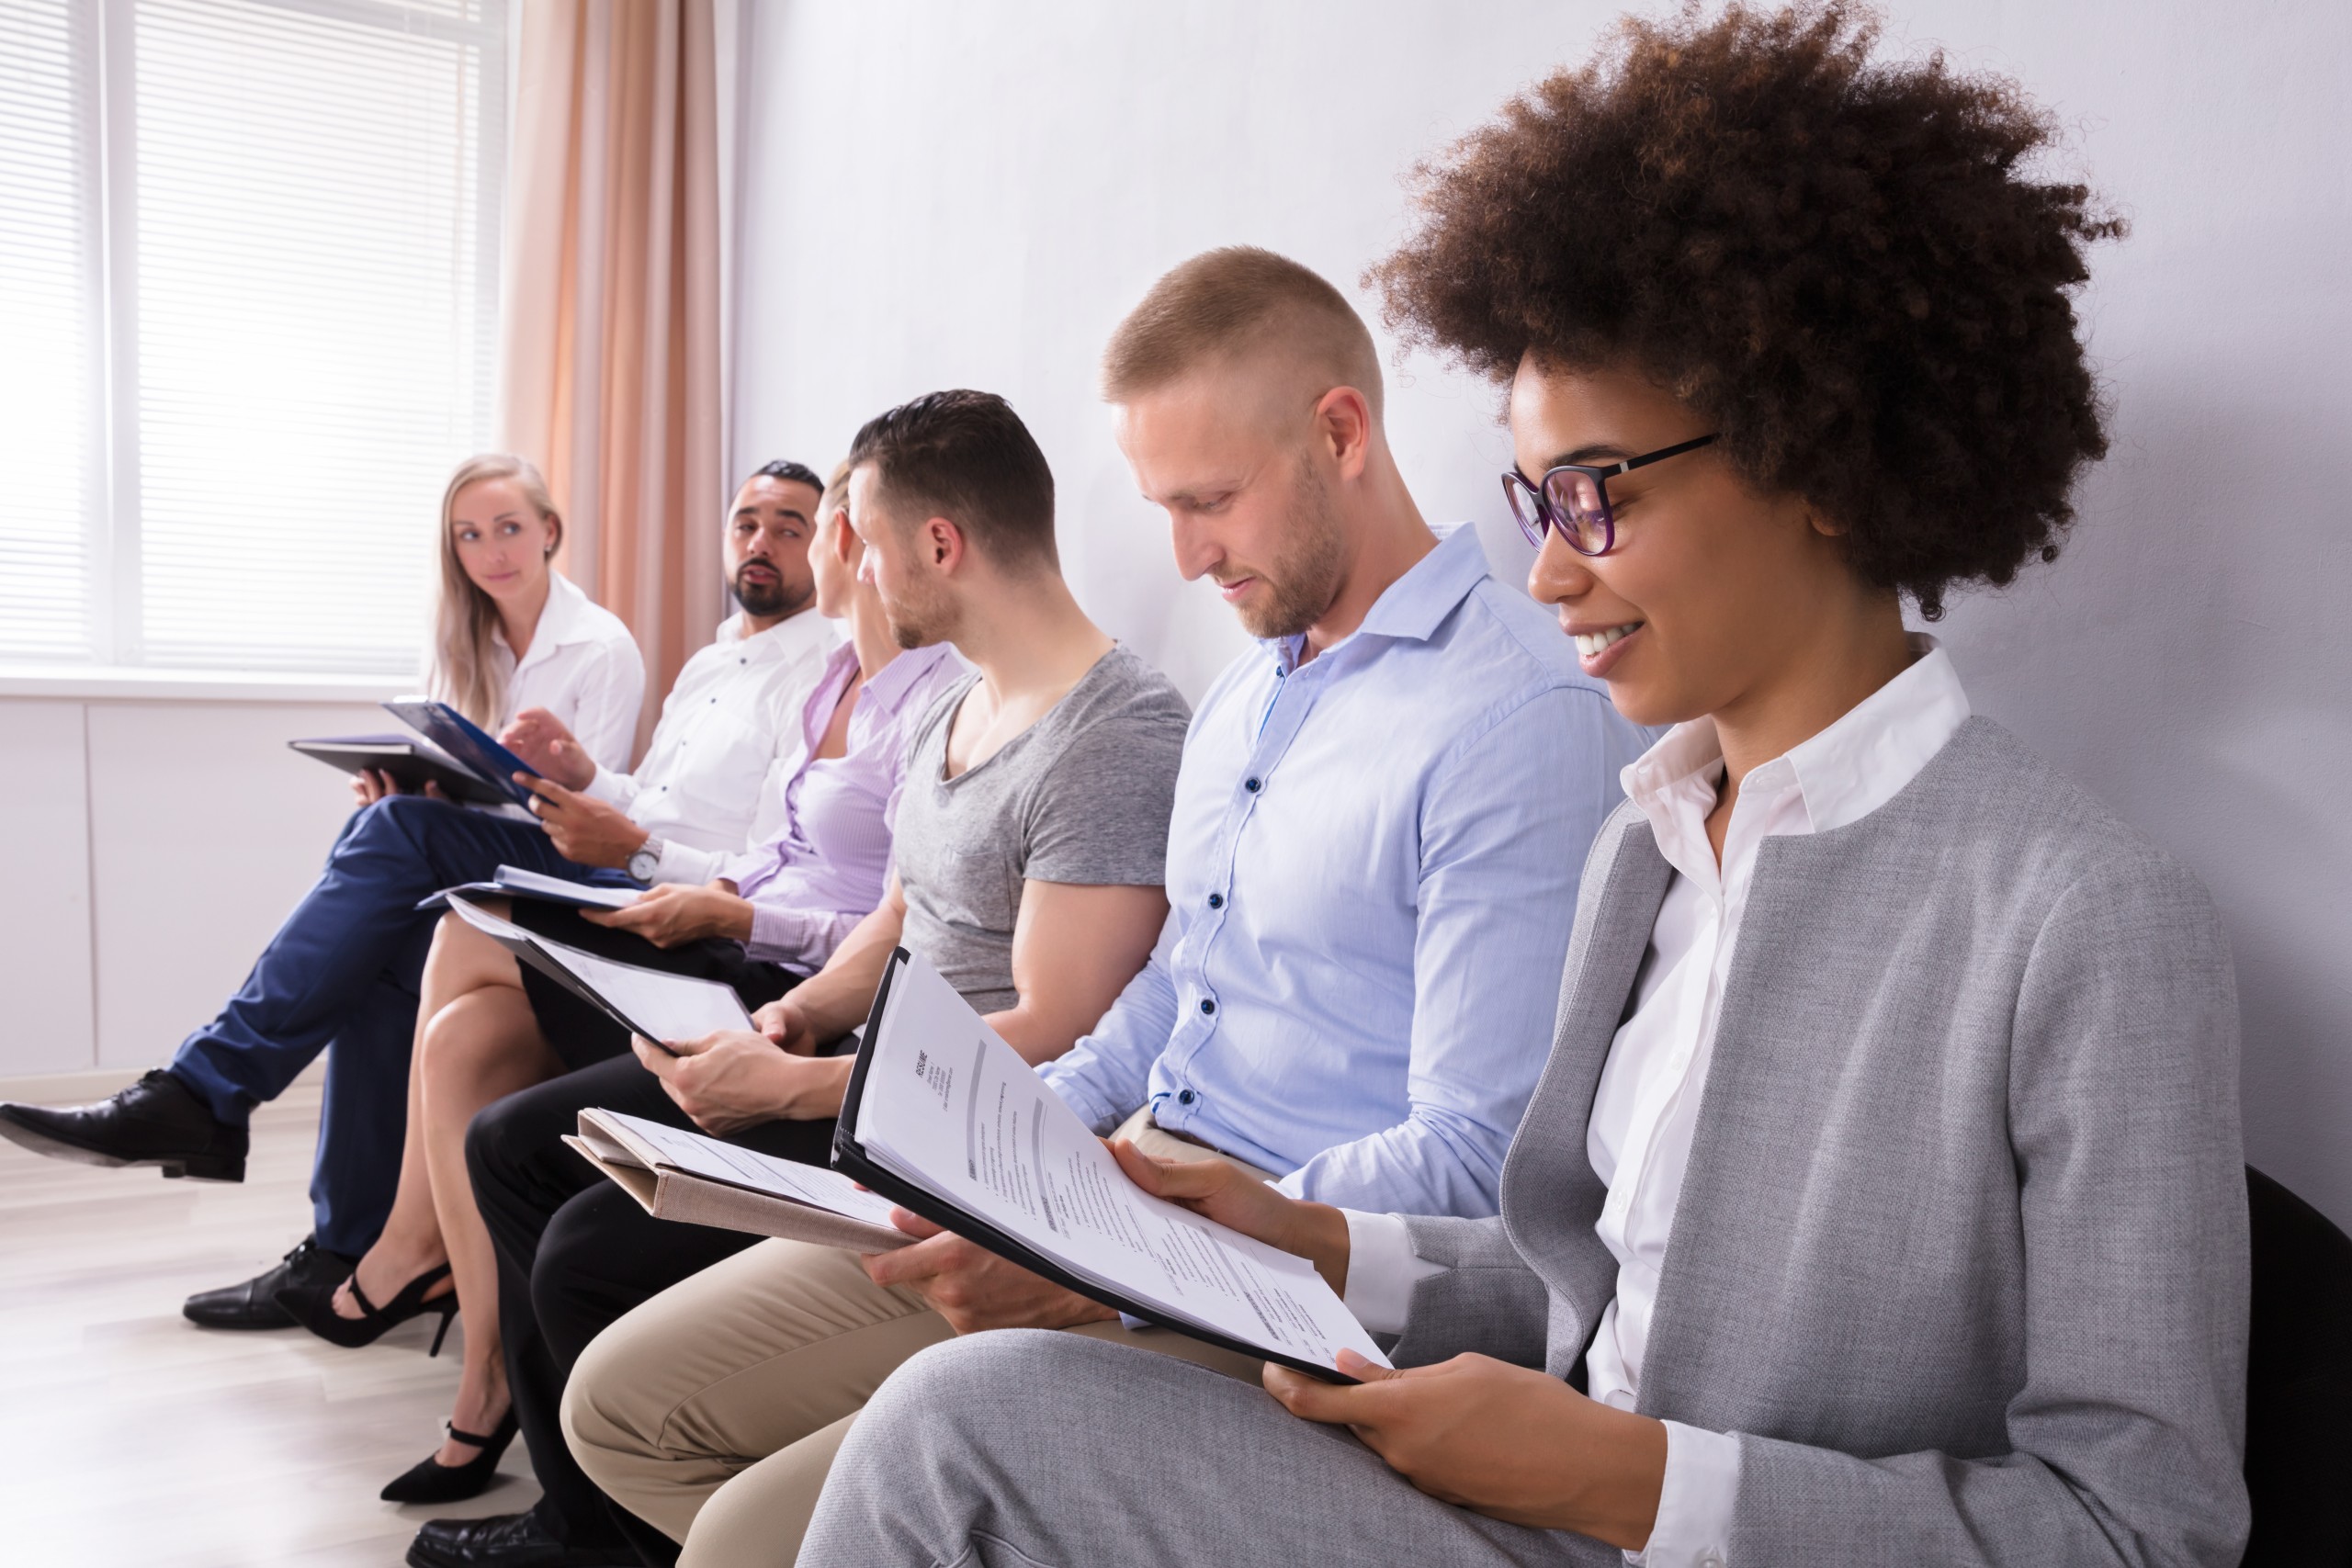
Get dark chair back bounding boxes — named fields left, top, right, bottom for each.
left=2243, top=1166, right=2352, bottom=1565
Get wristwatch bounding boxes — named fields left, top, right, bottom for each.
left=627, top=835, right=665, bottom=884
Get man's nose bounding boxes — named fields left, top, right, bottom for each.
left=1170, top=518, right=1220, bottom=582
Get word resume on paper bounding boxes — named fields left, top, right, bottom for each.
left=840, top=949, right=1393, bottom=1380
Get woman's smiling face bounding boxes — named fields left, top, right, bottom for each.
left=1512, top=355, right=1855, bottom=731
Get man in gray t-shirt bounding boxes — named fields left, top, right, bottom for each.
left=891, top=644, right=1188, bottom=1013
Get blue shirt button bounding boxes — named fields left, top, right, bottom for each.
left=1206, top=893, right=1224, bottom=909
left=1244, top=777, right=1261, bottom=794
left=1178, top=1089, right=1197, bottom=1105
left=1199, top=998, right=1216, bottom=1015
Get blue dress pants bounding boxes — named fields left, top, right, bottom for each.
left=166, top=794, right=616, bottom=1258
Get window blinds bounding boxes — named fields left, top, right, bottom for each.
left=133, top=0, right=503, bottom=673
left=0, top=0, right=100, bottom=662
left=0, top=0, right=505, bottom=676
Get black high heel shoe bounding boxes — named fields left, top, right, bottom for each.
left=379, top=1408, right=520, bottom=1504
left=273, top=1260, right=457, bottom=1353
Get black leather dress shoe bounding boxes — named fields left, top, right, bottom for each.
left=406, top=1511, right=639, bottom=1568
left=0, top=1068, right=247, bottom=1181
left=184, top=1236, right=356, bottom=1331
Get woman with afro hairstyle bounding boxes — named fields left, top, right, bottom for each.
left=795, top=6, right=2250, bottom=1565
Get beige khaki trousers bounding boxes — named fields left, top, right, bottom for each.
left=561, top=1111, right=1272, bottom=1568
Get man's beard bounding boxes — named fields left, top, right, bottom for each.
left=1229, top=461, right=1349, bottom=641
left=881, top=573, right=956, bottom=650
left=733, top=561, right=809, bottom=618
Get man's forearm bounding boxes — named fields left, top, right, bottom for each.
left=791, top=917, right=901, bottom=1041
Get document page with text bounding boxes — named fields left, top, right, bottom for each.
left=851, top=952, right=1390, bottom=1373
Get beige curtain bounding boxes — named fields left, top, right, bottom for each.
left=497, top=0, right=723, bottom=755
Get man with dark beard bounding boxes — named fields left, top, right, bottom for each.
left=0, top=458, right=837, bottom=1330
left=556, top=250, right=1652, bottom=1567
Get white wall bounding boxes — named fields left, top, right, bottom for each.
left=2, top=687, right=400, bottom=1078
left=730, top=0, right=2352, bottom=1227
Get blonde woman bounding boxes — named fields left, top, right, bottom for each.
left=348, top=455, right=642, bottom=803
left=0, top=455, right=646, bottom=1332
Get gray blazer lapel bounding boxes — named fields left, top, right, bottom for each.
left=1499, top=804, right=1673, bottom=1347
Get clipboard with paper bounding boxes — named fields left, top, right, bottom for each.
left=830, top=948, right=1390, bottom=1383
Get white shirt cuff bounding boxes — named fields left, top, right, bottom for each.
left=651, top=839, right=723, bottom=886
left=581, top=763, right=633, bottom=807
left=1337, top=1210, right=1444, bottom=1337
left=1625, top=1421, right=1738, bottom=1567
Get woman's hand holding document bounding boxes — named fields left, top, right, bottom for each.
left=837, top=951, right=1392, bottom=1381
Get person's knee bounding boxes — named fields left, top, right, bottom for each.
left=863, top=1331, right=1066, bottom=1447
left=344, top=791, right=435, bottom=854
left=561, top=1311, right=665, bottom=1477
left=462, top=1080, right=541, bottom=1202
left=414, top=1007, right=483, bottom=1106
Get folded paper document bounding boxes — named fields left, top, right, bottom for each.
left=443, top=895, right=753, bottom=1052
left=422, top=864, right=640, bottom=914
left=832, top=949, right=1392, bottom=1382
left=566, top=1109, right=909, bottom=1252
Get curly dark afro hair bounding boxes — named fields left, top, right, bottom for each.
left=1369, top=1, right=2122, bottom=617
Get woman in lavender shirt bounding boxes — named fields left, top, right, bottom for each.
left=278, top=464, right=966, bottom=1507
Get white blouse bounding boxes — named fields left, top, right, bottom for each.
left=481, top=570, right=646, bottom=773
left=1342, top=636, right=1973, bottom=1568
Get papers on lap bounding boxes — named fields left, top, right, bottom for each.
left=421, top=864, right=641, bottom=914
left=381, top=698, right=542, bottom=807
left=442, top=895, right=754, bottom=1049
left=566, top=1109, right=909, bottom=1252
left=287, top=735, right=514, bottom=807
left=836, top=949, right=1392, bottom=1382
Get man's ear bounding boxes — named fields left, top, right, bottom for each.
left=1313, top=386, right=1375, bottom=482
left=922, top=515, right=967, bottom=571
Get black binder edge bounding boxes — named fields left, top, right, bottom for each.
left=829, top=948, right=1353, bottom=1385
left=287, top=739, right=513, bottom=807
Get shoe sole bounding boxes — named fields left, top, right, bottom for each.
left=0, top=1109, right=245, bottom=1182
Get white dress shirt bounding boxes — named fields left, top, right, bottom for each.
left=1341, top=636, right=1971, bottom=1568
left=582, top=605, right=837, bottom=878
left=479, top=570, right=647, bottom=774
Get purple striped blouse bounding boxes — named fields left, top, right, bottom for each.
left=723, top=640, right=968, bottom=972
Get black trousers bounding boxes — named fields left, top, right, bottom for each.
left=467, top=993, right=835, bottom=1559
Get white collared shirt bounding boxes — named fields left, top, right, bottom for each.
left=1341, top=636, right=1971, bottom=1568
left=582, top=605, right=837, bottom=873
left=482, top=570, right=646, bottom=773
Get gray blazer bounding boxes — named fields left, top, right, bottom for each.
left=1393, top=718, right=2250, bottom=1565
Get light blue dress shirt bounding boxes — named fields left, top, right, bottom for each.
left=1040, top=525, right=1652, bottom=1216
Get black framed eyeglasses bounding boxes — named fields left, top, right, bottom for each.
left=1500, top=434, right=1719, bottom=556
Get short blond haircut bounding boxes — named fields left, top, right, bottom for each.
left=1101, top=246, right=1383, bottom=418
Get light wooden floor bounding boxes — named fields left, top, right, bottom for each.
left=0, top=1072, right=541, bottom=1566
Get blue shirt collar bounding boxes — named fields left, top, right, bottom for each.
left=1261, top=524, right=1491, bottom=670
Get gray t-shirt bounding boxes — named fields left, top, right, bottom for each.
left=892, top=644, right=1189, bottom=1013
